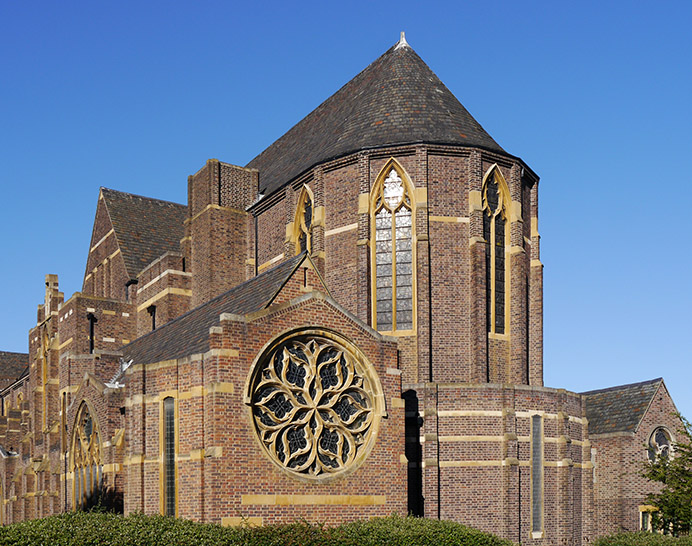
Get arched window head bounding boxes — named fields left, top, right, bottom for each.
left=482, top=165, right=510, bottom=335
left=371, top=160, right=415, bottom=332
left=294, top=185, right=314, bottom=255
left=70, top=401, right=103, bottom=510
left=648, top=427, right=673, bottom=462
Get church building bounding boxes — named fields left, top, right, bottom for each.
left=0, top=34, right=681, bottom=544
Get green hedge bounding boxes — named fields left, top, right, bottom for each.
left=594, top=532, right=692, bottom=546
left=0, top=512, right=513, bottom=546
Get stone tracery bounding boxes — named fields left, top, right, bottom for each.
left=249, top=334, right=378, bottom=480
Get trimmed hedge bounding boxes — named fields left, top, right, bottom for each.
left=0, top=512, right=513, bottom=546
left=594, top=532, right=692, bottom=546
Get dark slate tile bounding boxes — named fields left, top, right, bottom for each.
left=247, top=42, right=505, bottom=196
left=101, top=188, right=187, bottom=278
left=583, top=378, right=663, bottom=435
left=121, top=254, right=306, bottom=366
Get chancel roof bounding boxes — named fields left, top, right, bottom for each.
left=583, top=378, right=663, bottom=435
left=100, top=188, right=187, bottom=278
left=246, top=35, right=504, bottom=195
left=120, top=254, right=307, bottom=366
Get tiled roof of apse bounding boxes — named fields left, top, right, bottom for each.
left=583, top=378, right=663, bottom=435
left=101, top=188, right=187, bottom=278
left=121, top=254, right=307, bottom=366
left=246, top=34, right=504, bottom=196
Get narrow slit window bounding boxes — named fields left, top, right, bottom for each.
left=372, top=163, right=415, bottom=332
left=531, top=414, right=543, bottom=534
left=163, top=397, right=176, bottom=516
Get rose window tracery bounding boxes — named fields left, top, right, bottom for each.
left=648, top=427, right=673, bottom=462
left=248, top=333, right=380, bottom=480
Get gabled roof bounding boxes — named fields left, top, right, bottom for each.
left=246, top=36, right=504, bottom=196
left=100, top=188, right=187, bottom=278
left=583, top=378, right=663, bottom=435
left=0, top=352, right=28, bottom=389
left=121, top=253, right=311, bottom=365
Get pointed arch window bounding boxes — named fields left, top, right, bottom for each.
left=294, top=185, right=314, bottom=254
left=70, top=402, right=103, bottom=510
left=483, top=166, right=510, bottom=335
left=371, top=161, right=415, bottom=332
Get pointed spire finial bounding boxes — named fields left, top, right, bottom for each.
left=395, top=31, right=409, bottom=50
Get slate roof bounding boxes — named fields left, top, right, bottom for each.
left=121, top=254, right=307, bottom=365
left=101, top=188, right=187, bottom=278
left=246, top=37, right=505, bottom=196
left=583, top=378, right=663, bottom=435
left=0, top=352, right=29, bottom=390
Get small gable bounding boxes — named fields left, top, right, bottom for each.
left=583, top=378, right=663, bottom=435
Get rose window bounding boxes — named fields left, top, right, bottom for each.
left=648, top=427, right=673, bottom=462
left=248, top=333, right=381, bottom=480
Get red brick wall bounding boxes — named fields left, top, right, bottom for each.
left=592, top=383, right=682, bottom=537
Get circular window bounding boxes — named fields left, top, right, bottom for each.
left=648, top=427, right=673, bottom=462
left=247, top=331, right=382, bottom=482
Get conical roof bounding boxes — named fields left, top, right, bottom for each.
left=247, top=36, right=504, bottom=195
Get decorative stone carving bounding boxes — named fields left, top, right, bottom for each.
left=247, top=331, right=381, bottom=481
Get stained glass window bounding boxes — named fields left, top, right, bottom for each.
left=483, top=168, right=508, bottom=335
left=372, top=166, right=414, bottom=331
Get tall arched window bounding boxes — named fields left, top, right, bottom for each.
left=482, top=165, right=510, bottom=335
left=70, top=402, right=103, bottom=510
left=294, top=185, right=314, bottom=254
left=371, top=160, right=415, bottom=332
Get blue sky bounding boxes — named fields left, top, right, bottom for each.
left=1, top=1, right=691, bottom=416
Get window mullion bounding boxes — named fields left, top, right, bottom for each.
left=391, top=208, right=397, bottom=331
left=490, top=215, right=496, bottom=334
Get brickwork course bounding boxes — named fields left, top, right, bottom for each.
left=0, top=34, right=681, bottom=544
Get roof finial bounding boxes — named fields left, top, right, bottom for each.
left=395, top=31, right=409, bottom=50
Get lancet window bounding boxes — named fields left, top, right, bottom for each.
left=71, top=402, right=103, bottom=510
left=483, top=166, right=510, bottom=335
left=371, top=162, right=415, bottom=332
left=295, top=185, right=314, bottom=254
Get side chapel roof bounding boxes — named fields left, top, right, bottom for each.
left=246, top=34, right=504, bottom=195
left=120, top=253, right=309, bottom=366
left=100, top=188, right=187, bottom=278
left=583, top=378, right=664, bottom=435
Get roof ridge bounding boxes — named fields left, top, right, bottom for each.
left=100, top=187, right=186, bottom=208
left=582, top=377, right=663, bottom=396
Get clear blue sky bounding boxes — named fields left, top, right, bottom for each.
left=1, top=1, right=691, bottom=416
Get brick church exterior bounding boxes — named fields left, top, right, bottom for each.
left=0, top=35, right=682, bottom=544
